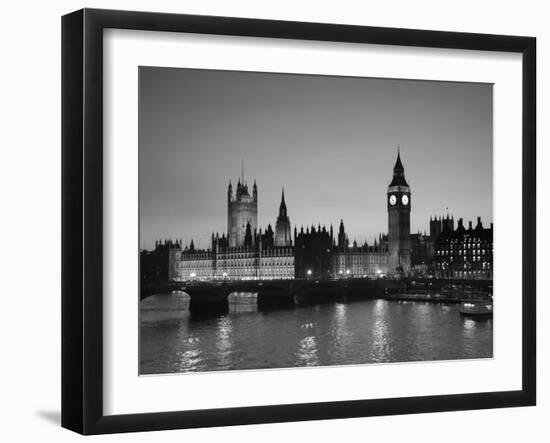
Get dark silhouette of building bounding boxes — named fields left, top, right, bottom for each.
left=430, top=216, right=442, bottom=239
left=140, top=239, right=182, bottom=282
left=274, top=189, right=292, bottom=247
left=337, top=219, right=349, bottom=251
left=387, top=147, right=411, bottom=273
left=434, top=217, right=493, bottom=279
left=259, top=224, right=275, bottom=248
left=294, top=225, right=332, bottom=279
left=146, top=160, right=492, bottom=283
left=410, top=232, right=430, bottom=273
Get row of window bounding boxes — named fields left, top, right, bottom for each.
left=436, top=249, right=492, bottom=256
left=436, top=262, right=492, bottom=269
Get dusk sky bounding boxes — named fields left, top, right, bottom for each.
left=139, top=67, right=492, bottom=251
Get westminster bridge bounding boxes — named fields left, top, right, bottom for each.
left=140, top=277, right=492, bottom=313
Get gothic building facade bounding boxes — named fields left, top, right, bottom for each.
left=387, top=148, right=411, bottom=273
left=146, top=151, right=492, bottom=282
left=330, top=220, right=389, bottom=278
left=227, top=177, right=258, bottom=248
left=274, top=189, right=292, bottom=247
left=175, top=240, right=295, bottom=281
left=175, top=173, right=294, bottom=281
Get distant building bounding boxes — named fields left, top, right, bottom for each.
left=294, top=225, right=333, bottom=279
left=387, top=148, right=411, bottom=273
left=175, top=241, right=295, bottom=281
left=146, top=156, right=492, bottom=283
left=174, top=170, right=294, bottom=281
left=409, top=232, right=430, bottom=273
left=140, top=239, right=182, bottom=282
left=409, top=214, right=456, bottom=275
left=274, top=189, right=292, bottom=247
left=330, top=220, right=389, bottom=278
left=434, top=217, right=493, bottom=279
left=176, top=247, right=213, bottom=280
left=227, top=172, right=257, bottom=247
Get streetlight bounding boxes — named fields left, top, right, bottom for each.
left=190, top=272, right=196, bottom=280
left=307, top=269, right=312, bottom=279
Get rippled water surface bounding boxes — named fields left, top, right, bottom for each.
left=140, top=292, right=492, bottom=374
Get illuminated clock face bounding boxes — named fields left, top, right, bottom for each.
left=389, top=195, right=397, bottom=206
left=402, top=195, right=409, bottom=205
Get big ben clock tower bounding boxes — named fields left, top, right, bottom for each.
left=387, top=147, right=411, bottom=274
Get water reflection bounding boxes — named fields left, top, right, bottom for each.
left=296, top=335, right=319, bottom=366
left=330, top=303, right=351, bottom=353
left=216, top=316, right=233, bottom=369
left=140, top=295, right=493, bottom=374
left=371, top=312, right=391, bottom=362
left=176, top=344, right=202, bottom=372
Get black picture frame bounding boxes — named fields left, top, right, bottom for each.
left=62, top=8, right=536, bottom=435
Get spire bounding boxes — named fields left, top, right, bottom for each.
left=241, top=159, right=244, bottom=185
left=389, top=145, right=409, bottom=187
left=393, top=145, right=404, bottom=172
left=278, top=187, right=287, bottom=218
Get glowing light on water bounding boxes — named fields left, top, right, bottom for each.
left=296, top=336, right=319, bottom=366
left=216, top=317, right=233, bottom=369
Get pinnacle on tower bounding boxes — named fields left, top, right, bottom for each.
left=389, top=145, right=409, bottom=187
left=241, top=159, right=245, bottom=185
left=394, top=145, right=404, bottom=172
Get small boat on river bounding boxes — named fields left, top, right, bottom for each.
left=459, top=300, right=493, bottom=317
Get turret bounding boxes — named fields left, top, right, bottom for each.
left=338, top=219, right=346, bottom=250
left=456, top=218, right=465, bottom=233
left=227, top=166, right=258, bottom=247
left=475, top=216, right=484, bottom=231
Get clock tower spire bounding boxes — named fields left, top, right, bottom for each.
left=387, top=146, right=411, bottom=274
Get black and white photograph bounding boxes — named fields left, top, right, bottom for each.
left=139, top=67, right=494, bottom=375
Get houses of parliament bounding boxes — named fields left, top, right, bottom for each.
left=141, top=150, right=493, bottom=282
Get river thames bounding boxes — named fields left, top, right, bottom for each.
left=140, top=292, right=492, bottom=374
